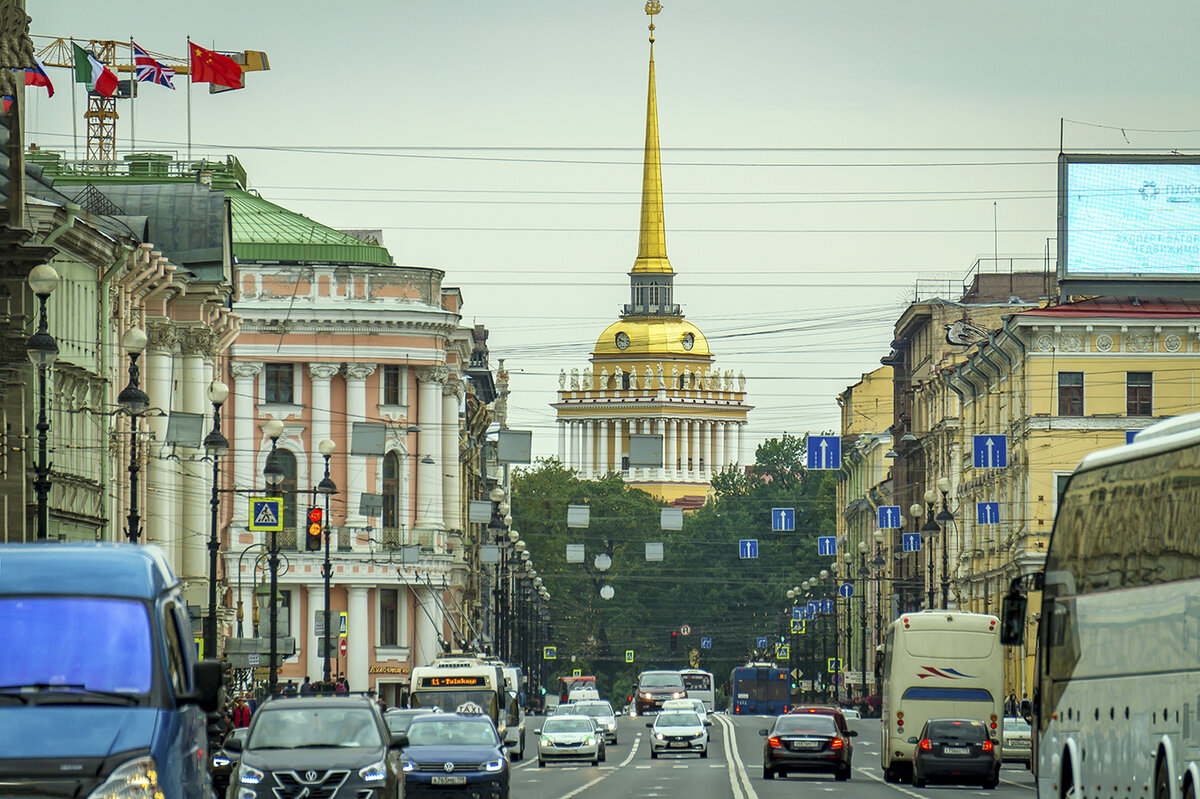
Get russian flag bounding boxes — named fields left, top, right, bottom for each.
left=24, top=55, right=53, bottom=98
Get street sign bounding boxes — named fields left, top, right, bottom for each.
left=680, top=625, right=691, bottom=636
left=776, top=644, right=789, bottom=659
left=573, top=668, right=582, bottom=677
left=839, top=582, right=854, bottom=599
left=973, top=434, right=1008, bottom=468
left=792, top=607, right=802, bottom=621
left=249, top=497, right=283, bottom=532
left=567, top=505, right=590, bottom=528
left=817, top=536, right=837, bottom=557
left=976, top=501, right=1000, bottom=525
left=807, top=435, right=841, bottom=470
left=339, top=612, right=348, bottom=638
left=771, top=508, right=795, bottom=532
left=701, top=637, right=712, bottom=649
left=878, top=505, right=902, bottom=529
left=756, top=636, right=769, bottom=648
left=902, top=532, right=922, bottom=552
left=821, top=599, right=834, bottom=615
left=1127, top=430, right=1139, bottom=445
left=800, top=607, right=814, bottom=621
left=807, top=600, right=819, bottom=615
left=739, top=539, right=759, bottom=559
left=790, top=619, right=805, bottom=634
left=543, top=646, right=557, bottom=660
left=827, top=658, right=842, bottom=673
left=338, top=638, right=347, bottom=657
left=626, top=650, right=635, bottom=662
left=791, top=668, right=803, bottom=680
left=247, top=653, right=260, bottom=666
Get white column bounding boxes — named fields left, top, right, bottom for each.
left=724, top=422, right=737, bottom=468
left=698, top=420, right=710, bottom=481
left=649, top=419, right=661, bottom=480
left=737, top=422, right=746, bottom=467
left=308, top=363, right=340, bottom=490
left=615, top=419, right=626, bottom=475
left=306, top=584, right=325, bottom=680
left=414, top=367, right=445, bottom=534
left=663, top=417, right=674, bottom=481
left=146, top=327, right=179, bottom=565
left=598, top=419, right=609, bottom=475
left=344, top=363, right=376, bottom=529
left=714, top=420, right=727, bottom=472
left=347, top=586, right=369, bottom=691
left=558, top=421, right=567, bottom=464
left=442, top=378, right=463, bottom=537
left=181, top=343, right=209, bottom=582
left=579, top=421, right=590, bottom=478
left=568, top=421, right=579, bottom=473
left=681, top=420, right=692, bottom=479
left=231, top=361, right=261, bottom=494
left=414, top=586, right=441, bottom=667
left=629, top=420, right=641, bottom=480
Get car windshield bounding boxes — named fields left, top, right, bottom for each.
left=656, top=712, right=700, bottom=727
left=543, top=718, right=594, bottom=734
left=385, top=712, right=425, bottom=734
left=775, top=716, right=837, bottom=735
left=0, top=597, right=153, bottom=694
left=574, top=702, right=614, bottom=718
left=405, top=719, right=499, bottom=747
left=411, top=690, right=496, bottom=716
left=1005, top=717, right=1031, bottom=731
left=927, top=720, right=987, bottom=741
left=640, top=673, right=684, bottom=689
left=248, top=707, right=382, bottom=749
left=553, top=703, right=577, bottom=715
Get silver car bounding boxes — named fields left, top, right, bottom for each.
left=537, top=715, right=606, bottom=767
left=1001, top=716, right=1032, bottom=768
left=647, top=710, right=710, bottom=758
left=572, top=701, right=619, bottom=745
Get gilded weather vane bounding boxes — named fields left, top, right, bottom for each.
left=645, top=0, right=662, bottom=42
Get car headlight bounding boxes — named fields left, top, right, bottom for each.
left=212, top=755, right=232, bottom=768
left=239, top=764, right=266, bottom=786
left=401, top=761, right=416, bottom=773
left=654, top=733, right=665, bottom=741
left=673, top=692, right=685, bottom=699
left=540, top=738, right=553, bottom=747
left=483, top=758, right=505, bottom=773
left=358, top=761, right=387, bottom=783
left=584, top=737, right=596, bottom=746
left=86, top=756, right=163, bottom=799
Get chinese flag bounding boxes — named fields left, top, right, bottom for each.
left=189, top=42, right=242, bottom=89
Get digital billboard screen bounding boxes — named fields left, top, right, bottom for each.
left=1060, top=155, right=1200, bottom=284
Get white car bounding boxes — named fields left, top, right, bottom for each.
left=1002, top=716, right=1032, bottom=768
left=537, top=715, right=605, bottom=767
left=662, top=698, right=708, bottom=718
left=569, top=687, right=601, bottom=702
left=572, top=700, right=620, bottom=744
left=647, top=710, right=710, bottom=758
left=838, top=707, right=861, bottom=720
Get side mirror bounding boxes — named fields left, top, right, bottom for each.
left=847, top=730, right=858, bottom=737
left=223, top=735, right=243, bottom=752
left=758, top=729, right=768, bottom=736
left=1000, top=590, right=1028, bottom=646
left=704, top=720, right=712, bottom=727
left=645, top=722, right=653, bottom=728
left=534, top=728, right=542, bottom=735
left=186, top=660, right=224, bottom=713
left=907, top=736, right=918, bottom=745
left=390, top=733, right=408, bottom=749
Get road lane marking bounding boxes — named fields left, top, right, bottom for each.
left=635, top=765, right=651, bottom=769
left=854, top=766, right=929, bottom=799
left=715, top=713, right=759, bottom=799
left=550, top=734, right=642, bottom=799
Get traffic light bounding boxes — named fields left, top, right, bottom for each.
left=669, top=631, right=678, bottom=653
left=306, top=507, right=323, bottom=551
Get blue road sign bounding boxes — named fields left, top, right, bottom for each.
left=771, top=507, right=796, bottom=532
left=807, top=435, right=842, bottom=470
left=817, top=536, right=837, bottom=557
left=821, top=599, right=834, bottom=614
left=807, top=600, right=820, bottom=615
left=878, top=505, right=902, bottom=529
left=756, top=636, right=769, bottom=648
left=803, top=607, right=816, bottom=621
left=977, top=501, right=1001, bottom=525
left=701, top=637, right=712, bottom=649
left=973, top=434, right=1008, bottom=468
left=739, top=539, right=759, bottom=559
left=838, top=583, right=854, bottom=598
left=1127, top=430, right=1139, bottom=445
left=793, top=607, right=803, bottom=621
left=902, top=532, right=922, bottom=552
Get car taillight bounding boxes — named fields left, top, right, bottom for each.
left=768, top=736, right=782, bottom=748
left=919, top=739, right=932, bottom=751
left=982, top=740, right=994, bottom=752
left=831, top=738, right=844, bottom=750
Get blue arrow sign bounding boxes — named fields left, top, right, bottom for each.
left=756, top=636, right=769, bottom=648
left=807, top=435, right=842, bottom=470
left=771, top=508, right=795, bottom=532
left=817, top=536, right=837, bottom=557
left=902, top=532, right=922, bottom=552
left=973, top=434, right=1008, bottom=468
left=838, top=583, right=854, bottom=599
left=701, top=637, right=712, bottom=649
left=976, top=501, right=1001, bottom=525
left=807, top=600, right=820, bottom=615
left=792, top=607, right=802, bottom=621
left=739, top=539, right=759, bottom=559
left=804, top=607, right=816, bottom=621
left=878, top=505, right=902, bottom=529
left=822, top=599, right=834, bottom=614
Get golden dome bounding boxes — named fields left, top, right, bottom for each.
left=593, top=318, right=711, bottom=358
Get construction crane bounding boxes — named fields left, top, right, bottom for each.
left=31, top=36, right=268, bottom=163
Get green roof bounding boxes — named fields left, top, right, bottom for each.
left=229, top=190, right=392, bottom=266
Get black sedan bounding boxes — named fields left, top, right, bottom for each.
left=209, top=728, right=246, bottom=796
left=910, top=718, right=1000, bottom=789
left=760, top=713, right=854, bottom=780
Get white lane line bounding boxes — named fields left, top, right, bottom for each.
left=854, top=766, right=929, bottom=799
left=709, top=764, right=723, bottom=769
left=635, top=765, right=651, bottom=769
left=716, top=713, right=760, bottom=799
left=551, top=733, right=642, bottom=799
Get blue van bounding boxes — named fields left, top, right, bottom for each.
left=0, top=543, right=223, bottom=799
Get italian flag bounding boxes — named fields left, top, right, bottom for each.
left=72, top=42, right=118, bottom=97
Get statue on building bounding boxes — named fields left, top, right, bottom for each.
left=725, top=369, right=734, bottom=390
left=629, top=368, right=639, bottom=390
left=599, top=366, right=608, bottom=389
left=738, top=370, right=746, bottom=391
left=494, top=359, right=510, bottom=428
left=0, top=1, right=38, bottom=99
left=656, top=362, right=665, bottom=388
left=559, top=369, right=566, bottom=390
left=582, top=370, right=593, bottom=391
left=670, top=364, right=678, bottom=387
left=644, top=364, right=653, bottom=389
left=614, top=364, right=624, bottom=389
left=570, top=368, right=579, bottom=390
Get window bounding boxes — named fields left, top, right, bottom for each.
left=380, top=588, right=399, bottom=647
left=265, top=363, right=294, bottom=404
left=1057, top=372, right=1084, bottom=416
left=1127, top=372, right=1152, bottom=416
left=383, top=365, right=402, bottom=406
left=621, top=373, right=631, bottom=390
left=277, top=450, right=298, bottom=543
left=382, top=452, right=400, bottom=529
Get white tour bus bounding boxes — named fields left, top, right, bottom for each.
left=1002, top=412, right=1200, bottom=799
left=410, top=655, right=508, bottom=743
left=678, top=669, right=715, bottom=713
left=880, top=610, right=1004, bottom=785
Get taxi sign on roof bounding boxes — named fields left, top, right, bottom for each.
left=455, top=702, right=485, bottom=715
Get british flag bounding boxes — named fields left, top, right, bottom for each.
left=133, top=42, right=175, bottom=89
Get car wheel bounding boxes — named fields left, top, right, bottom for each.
left=700, top=747, right=708, bottom=759
left=592, top=756, right=599, bottom=766
left=835, top=765, right=850, bottom=782
left=538, top=758, right=545, bottom=768
left=600, top=750, right=606, bottom=763
left=763, top=766, right=774, bottom=780
left=983, top=772, right=999, bottom=790
left=650, top=750, right=658, bottom=759
left=912, top=768, right=926, bottom=789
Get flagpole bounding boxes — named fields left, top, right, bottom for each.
left=186, top=35, right=192, bottom=163
left=129, top=38, right=136, bottom=155
left=70, top=41, right=78, bottom=161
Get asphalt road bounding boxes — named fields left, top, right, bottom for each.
left=510, top=713, right=1036, bottom=799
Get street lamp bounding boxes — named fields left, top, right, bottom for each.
left=203, top=381, right=229, bottom=659
left=935, top=476, right=955, bottom=609
left=262, top=418, right=285, bottom=696
left=118, top=328, right=149, bottom=544
left=26, top=264, right=58, bottom=541
left=317, top=438, right=337, bottom=684
left=856, top=539, right=869, bottom=700
left=922, top=488, right=941, bottom=609
left=872, top=528, right=886, bottom=692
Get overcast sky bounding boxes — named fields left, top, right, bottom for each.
left=30, top=0, right=1200, bottom=458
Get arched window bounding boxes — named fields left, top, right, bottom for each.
left=277, top=450, right=298, bottom=546
left=648, top=283, right=661, bottom=308
left=383, top=451, right=400, bottom=530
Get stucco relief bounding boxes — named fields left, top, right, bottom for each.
left=307, top=362, right=341, bottom=381
left=1126, top=333, right=1154, bottom=353
left=1093, top=334, right=1114, bottom=352
left=414, top=365, right=447, bottom=384
left=145, top=320, right=179, bottom=353
left=344, top=362, right=378, bottom=381
left=230, top=360, right=263, bottom=380
left=1058, top=333, right=1084, bottom=352
left=1164, top=334, right=1183, bottom=352
left=1035, top=334, right=1054, bottom=352
left=443, top=375, right=465, bottom=399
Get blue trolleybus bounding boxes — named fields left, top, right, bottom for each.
left=730, top=662, right=788, bottom=715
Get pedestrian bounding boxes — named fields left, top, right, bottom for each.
left=1020, top=693, right=1032, bottom=718
left=232, top=697, right=252, bottom=728
left=300, top=676, right=313, bottom=695
left=1004, top=693, right=1016, bottom=716
left=283, top=680, right=298, bottom=697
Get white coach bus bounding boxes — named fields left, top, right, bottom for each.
left=678, top=669, right=715, bottom=713
left=1003, top=412, right=1200, bottom=799
left=880, top=610, right=1005, bottom=785
left=410, top=655, right=508, bottom=743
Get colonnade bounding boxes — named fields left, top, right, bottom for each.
left=558, top=417, right=744, bottom=481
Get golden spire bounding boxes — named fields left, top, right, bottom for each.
left=632, top=0, right=673, bottom=275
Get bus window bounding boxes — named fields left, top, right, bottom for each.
left=901, top=687, right=994, bottom=702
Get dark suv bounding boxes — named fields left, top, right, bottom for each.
left=634, top=671, right=686, bottom=716
left=225, top=696, right=402, bottom=799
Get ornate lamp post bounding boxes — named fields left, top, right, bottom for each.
left=203, top=381, right=230, bottom=658
left=118, top=328, right=149, bottom=543
left=936, top=477, right=955, bottom=609
left=317, top=438, right=337, bottom=683
left=26, top=264, right=59, bottom=541
left=922, top=488, right=941, bottom=609
left=262, top=418, right=286, bottom=695
left=909, top=502, right=924, bottom=612
left=872, top=528, right=886, bottom=691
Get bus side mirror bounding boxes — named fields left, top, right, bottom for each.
left=1000, top=590, right=1027, bottom=646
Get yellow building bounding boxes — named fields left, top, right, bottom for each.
left=552, top=8, right=751, bottom=504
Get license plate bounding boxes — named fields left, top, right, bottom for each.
left=431, top=775, right=467, bottom=785
left=670, top=741, right=689, bottom=748
left=943, top=746, right=970, bottom=755
left=793, top=741, right=821, bottom=750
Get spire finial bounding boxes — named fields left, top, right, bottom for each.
left=632, top=0, right=672, bottom=276
left=646, top=1, right=661, bottom=42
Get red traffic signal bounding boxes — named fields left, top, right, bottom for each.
left=308, top=507, right=323, bottom=524
left=305, top=507, right=323, bottom=552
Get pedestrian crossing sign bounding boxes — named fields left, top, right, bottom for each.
left=827, top=657, right=842, bottom=674
left=543, top=646, right=557, bottom=660
left=626, top=650, right=634, bottom=663
left=790, top=619, right=805, bottom=634
left=776, top=644, right=789, bottom=660
left=249, top=497, right=284, bottom=531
